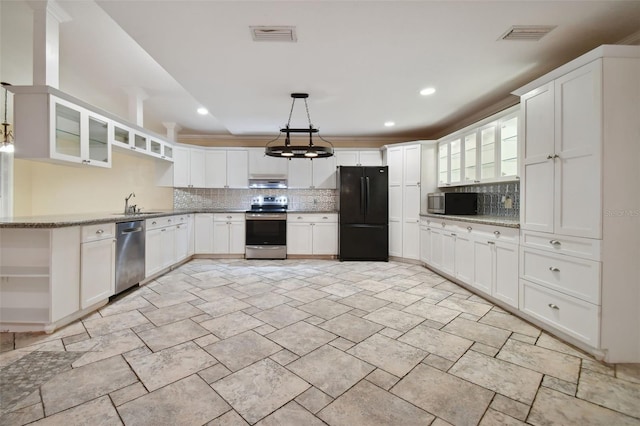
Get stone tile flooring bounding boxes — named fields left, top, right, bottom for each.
left=1, top=259, right=640, bottom=425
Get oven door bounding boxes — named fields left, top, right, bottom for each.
left=245, top=213, right=287, bottom=246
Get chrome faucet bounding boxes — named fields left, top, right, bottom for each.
left=124, top=192, right=136, bottom=214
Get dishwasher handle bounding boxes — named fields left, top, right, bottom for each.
left=121, top=227, right=143, bottom=234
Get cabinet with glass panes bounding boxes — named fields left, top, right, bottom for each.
left=437, top=105, right=519, bottom=187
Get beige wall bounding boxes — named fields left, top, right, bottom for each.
left=13, top=152, right=173, bottom=216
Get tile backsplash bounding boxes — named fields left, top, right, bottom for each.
left=451, top=182, right=520, bottom=217
left=174, top=188, right=337, bottom=211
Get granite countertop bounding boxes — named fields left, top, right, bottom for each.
left=420, top=213, right=520, bottom=228
left=0, top=209, right=338, bottom=228
left=287, top=210, right=338, bottom=214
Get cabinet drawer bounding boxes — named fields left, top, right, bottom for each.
left=82, top=223, right=115, bottom=243
left=520, top=247, right=600, bottom=304
left=288, top=214, right=337, bottom=223
left=520, top=230, right=601, bottom=261
left=146, top=216, right=175, bottom=230
left=520, top=279, right=600, bottom=347
left=213, top=213, right=245, bottom=222
left=173, top=214, right=191, bottom=225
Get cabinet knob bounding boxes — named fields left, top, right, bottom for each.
left=426, top=228, right=431, bottom=231
left=168, top=219, right=172, bottom=222
left=467, top=226, right=472, bottom=231
left=547, top=154, right=553, bottom=159
left=549, top=267, right=560, bottom=272
left=96, top=229, right=104, bottom=234
left=322, top=217, right=328, bottom=220
left=161, top=229, right=166, bottom=232
left=451, top=233, right=456, bottom=237
left=298, top=216, right=303, bottom=219
left=227, top=215, right=232, bottom=219
left=553, top=154, right=560, bottom=159
left=441, top=222, right=446, bottom=227
left=487, top=241, right=495, bottom=245
left=494, top=231, right=501, bottom=236
left=548, top=303, right=560, bottom=310
left=152, top=221, right=157, bottom=225
left=549, top=240, right=561, bottom=246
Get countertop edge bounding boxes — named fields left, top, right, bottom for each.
left=420, top=213, right=520, bottom=228
left=0, top=209, right=339, bottom=228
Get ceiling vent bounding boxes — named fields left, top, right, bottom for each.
left=500, top=25, right=556, bottom=41
left=250, top=26, right=297, bottom=42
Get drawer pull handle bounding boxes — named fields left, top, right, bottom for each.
left=548, top=303, right=560, bottom=310
left=467, top=227, right=472, bottom=231
left=96, top=229, right=104, bottom=234
left=168, top=219, right=172, bottom=222
left=227, top=216, right=232, bottom=219
left=427, top=228, right=431, bottom=231
left=298, top=216, right=303, bottom=219
left=487, top=241, right=495, bottom=245
left=451, top=233, right=456, bottom=237
left=494, top=231, right=501, bottom=236
left=323, top=216, right=328, bottom=219
left=152, top=221, right=157, bottom=225
left=547, top=154, right=553, bottom=159
left=549, top=267, right=560, bottom=272
left=549, top=240, right=561, bottom=246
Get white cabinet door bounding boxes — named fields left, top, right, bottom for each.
left=359, top=150, right=382, bottom=166
left=336, top=150, right=359, bottom=166
left=175, top=223, right=189, bottom=262
left=249, top=148, right=288, bottom=176
left=229, top=221, right=246, bottom=254
left=472, top=240, right=493, bottom=294
left=420, top=226, right=431, bottom=264
left=494, top=241, right=519, bottom=308
left=145, top=228, right=163, bottom=277
left=553, top=61, right=602, bottom=239
left=161, top=227, right=177, bottom=269
left=213, top=221, right=230, bottom=254
left=288, top=160, right=312, bottom=188
left=189, top=149, right=206, bottom=188
left=402, top=220, right=420, bottom=261
left=521, top=83, right=555, bottom=233
left=194, top=214, right=214, bottom=254
left=173, top=147, right=190, bottom=188
left=227, top=150, right=248, bottom=188
left=80, top=238, right=115, bottom=309
left=404, top=144, right=422, bottom=185
left=441, top=232, right=456, bottom=276
left=429, top=228, right=444, bottom=271
left=312, top=223, right=338, bottom=255
left=312, top=157, right=337, bottom=189
left=454, top=233, right=474, bottom=284
left=389, top=220, right=403, bottom=258
left=287, top=223, right=313, bottom=255
left=387, top=146, right=403, bottom=186
left=205, top=151, right=227, bottom=188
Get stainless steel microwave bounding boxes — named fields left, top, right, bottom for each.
left=427, top=192, right=478, bottom=215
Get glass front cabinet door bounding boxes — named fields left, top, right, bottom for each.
left=499, top=113, right=518, bottom=178
left=464, top=133, right=478, bottom=183
left=51, top=97, right=111, bottom=168
left=438, top=142, right=449, bottom=186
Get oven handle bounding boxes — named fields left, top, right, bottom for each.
left=245, top=213, right=287, bottom=220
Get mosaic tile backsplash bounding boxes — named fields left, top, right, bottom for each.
left=451, top=181, right=520, bottom=218
left=174, top=188, right=337, bottom=211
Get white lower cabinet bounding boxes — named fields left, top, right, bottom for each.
left=287, top=214, right=338, bottom=255
left=80, top=223, right=116, bottom=309
left=145, top=217, right=177, bottom=277
left=421, top=218, right=519, bottom=308
left=194, top=214, right=214, bottom=254
left=213, top=214, right=245, bottom=254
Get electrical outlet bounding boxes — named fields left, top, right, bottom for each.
left=504, top=196, right=513, bottom=209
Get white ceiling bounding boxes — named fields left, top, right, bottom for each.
left=2, top=1, right=640, bottom=140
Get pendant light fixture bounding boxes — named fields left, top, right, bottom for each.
left=265, top=93, right=333, bottom=159
left=0, top=82, right=14, bottom=154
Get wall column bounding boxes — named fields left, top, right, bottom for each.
left=29, top=0, right=71, bottom=88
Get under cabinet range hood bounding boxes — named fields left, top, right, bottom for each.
left=248, top=175, right=288, bottom=189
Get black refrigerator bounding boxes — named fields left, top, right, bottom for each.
left=338, top=166, right=389, bottom=261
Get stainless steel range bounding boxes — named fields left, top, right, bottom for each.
left=245, top=196, right=288, bottom=259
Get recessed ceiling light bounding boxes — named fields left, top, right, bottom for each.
left=420, top=87, right=436, bottom=96
left=197, top=107, right=208, bottom=115
left=384, top=121, right=395, bottom=127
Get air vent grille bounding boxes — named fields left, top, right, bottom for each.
left=500, top=25, right=556, bottom=41
left=250, top=26, right=297, bottom=42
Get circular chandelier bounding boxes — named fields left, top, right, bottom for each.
left=265, top=93, right=334, bottom=159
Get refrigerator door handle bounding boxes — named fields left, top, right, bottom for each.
left=360, top=177, right=366, bottom=215
left=365, top=176, right=370, bottom=215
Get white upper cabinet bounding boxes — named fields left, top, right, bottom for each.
left=204, top=149, right=249, bottom=189
left=173, top=147, right=205, bottom=188
left=249, top=148, right=288, bottom=176
left=335, top=149, right=382, bottom=166
left=50, top=97, right=112, bottom=167
left=437, top=106, right=519, bottom=187
left=521, top=61, right=602, bottom=239
left=287, top=156, right=337, bottom=189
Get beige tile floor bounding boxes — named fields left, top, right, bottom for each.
left=1, top=259, right=639, bottom=425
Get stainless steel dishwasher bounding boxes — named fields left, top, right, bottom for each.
left=115, top=220, right=145, bottom=294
